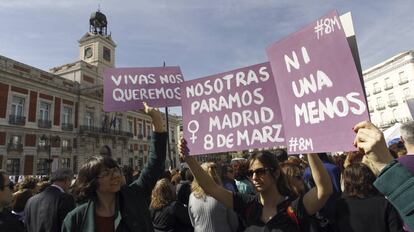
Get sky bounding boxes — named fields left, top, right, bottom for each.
left=0, top=0, right=413, bottom=114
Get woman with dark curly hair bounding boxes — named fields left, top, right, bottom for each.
left=150, top=178, right=192, bottom=232
left=335, top=163, right=404, bottom=232
left=62, top=103, right=167, bottom=232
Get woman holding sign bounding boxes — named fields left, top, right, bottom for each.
left=179, top=139, right=332, bottom=232
left=62, top=103, right=167, bottom=232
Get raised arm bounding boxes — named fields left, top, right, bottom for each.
left=353, top=120, right=394, bottom=173
left=132, top=103, right=167, bottom=204
left=303, top=153, right=333, bottom=215
left=180, top=139, right=234, bottom=209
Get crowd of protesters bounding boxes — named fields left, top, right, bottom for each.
left=0, top=104, right=413, bottom=231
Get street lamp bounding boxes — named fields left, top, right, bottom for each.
left=41, top=134, right=58, bottom=176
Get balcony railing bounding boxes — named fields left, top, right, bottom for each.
left=399, top=79, right=409, bottom=85
left=61, top=146, right=72, bottom=153
left=384, top=84, right=393, bottom=90
left=79, top=126, right=133, bottom=138
left=376, top=104, right=386, bottom=111
left=9, top=115, right=26, bottom=125
left=147, top=135, right=151, bottom=140
left=7, top=143, right=23, bottom=152
left=388, top=100, right=398, bottom=107
left=373, top=88, right=382, bottom=94
left=138, top=134, right=143, bottom=139
left=37, top=145, right=50, bottom=152
left=61, top=123, right=73, bottom=131
left=38, top=119, right=52, bottom=129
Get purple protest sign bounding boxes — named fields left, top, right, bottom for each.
left=103, top=66, right=183, bottom=111
left=266, top=10, right=369, bottom=154
left=181, top=62, right=285, bottom=155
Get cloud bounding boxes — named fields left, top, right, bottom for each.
left=0, top=0, right=413, bottom=78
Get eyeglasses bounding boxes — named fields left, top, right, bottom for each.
left=247, top=167, right=273, bottom=178
left=98, top=168, right=122, bottom=179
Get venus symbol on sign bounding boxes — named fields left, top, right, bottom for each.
left=187, top=120, right=199, bottom=143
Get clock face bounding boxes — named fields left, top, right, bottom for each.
left=84, top=47, right=93, bottom=59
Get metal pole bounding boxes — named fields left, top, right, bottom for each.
left=48, top=135, right=52, bottom=176
left=165, top=106, right=172, bottom=169
left=163, top=61, right=172, bottom=169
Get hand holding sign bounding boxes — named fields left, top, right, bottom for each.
left=142, top=102, right=165, bottom=133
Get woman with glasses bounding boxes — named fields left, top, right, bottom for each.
left=62, top=103, right=167, bottom=232
left=180, top=139, right=333, bottom=232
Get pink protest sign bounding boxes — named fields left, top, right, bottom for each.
left=181, top=62, right=285, bottom=155
left=266, top=10, right=369, bottom=154
left=103, top=66, right=183, bottom=111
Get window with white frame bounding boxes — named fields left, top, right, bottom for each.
left=62, top=107, right=72, bottom=124
left=399, top=71, right=408, bottom=82
left=39, top=102, right=51, bottom=120
left=37, top=159, right=48, bottom=175
left=85, top=111, right=94, bottom=127
left=404, top=88, right=411, bottom=99
left=384, top=77, right=392, bottom=89
left=388, top=93, right=396, bottom=102
left=62, top=138, right=71, bottom=148
left=393, top=109, right=398, bottom=119
left=138, top=123, right=143, bottom=136
left=128, top=120, right=133, bottom=133
left=376, top=97, right=382, bottom=105
left=9, top=135, right=22, bottom=145
left=7, top=159, right=20, bottom=175
left=61, top=158, right=70, bottom=168
left=115, top=117, right=122, bottom=131
left=11, top=96, right=25, bottom=116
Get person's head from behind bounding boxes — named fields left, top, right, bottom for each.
left=0, top=170, right=13, bottom=209
left=192, top=162, right=221, bottom=199
left=12, top=189, right=33, bottom=213
left=280, top=162, right=305, bottom=198
left=150, top=178, right=175, bottom=210
left=51, top=167, right=74, bottom=192
left=72, top=156, right=122, bottom=203
left=220, top=164, right=234, bottom=182
left=400, top=121, right=414, bottom=153
left=275, top=148, right=288, bottom=163
left=247, top=151, right=289, bottom=195
left=185, top=168, right=194, bottom=182
left=19, top=177, right=38, bottom=191
left=343, top=163, right=379, bottom=198
left=343, top=151, right=364, bottom=169
left=99, top=145, right=112, bottom=157
left=234, top=160, right=249, bottom=181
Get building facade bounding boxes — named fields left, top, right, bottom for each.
left=363, top=51, right=414, bottom=129
left=0, top=11, right=180, bottom=176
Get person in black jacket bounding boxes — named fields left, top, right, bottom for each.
left=335, top=163, right=403, bottom=232
left=0, top=170, right=25, bottom=232
left=25, top=167, right=75, bottom=232
left=62, top=102, right=167, bottom=232
left=176, top=168, right=193, bottom=206
left=150, top=178, right=193, bottom=232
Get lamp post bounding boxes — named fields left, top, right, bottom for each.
left=41, top=134, right=58, bottom=176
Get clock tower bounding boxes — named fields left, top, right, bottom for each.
left=79, top=10, right=116, bottom=75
